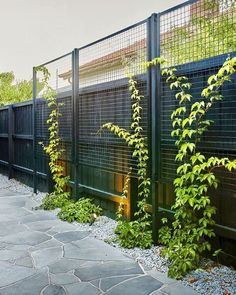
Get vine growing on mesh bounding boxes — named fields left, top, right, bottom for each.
left=157, top=57, right=236, bottom=279
left=99, top=65, right=163, bottom=248
left=36, top=66, right=70, bottom=210
left=98, top=58, right=165, bottom=248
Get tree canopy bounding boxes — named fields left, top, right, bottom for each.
left=0, top=71, right=43, bottom=106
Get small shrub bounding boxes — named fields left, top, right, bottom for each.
left=115, top=219, right=152, bottom=249
left=58, top=197, right=102, bottom=223
left=40, top=192, right=69, bottom=210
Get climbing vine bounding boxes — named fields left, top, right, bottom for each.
left=36, top=66, right=70, bottom=210
left=99, top=66, right=168, bottom=248
left=158, top=57, right=236, bottom=278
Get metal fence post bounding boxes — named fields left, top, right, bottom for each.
left=72, top=49, right=79, bottom=198
left=32, top=67, right=37, bottom=193
left=8, top=105, right=14, bottom=179
left=147, top=13, right=161, bottom=243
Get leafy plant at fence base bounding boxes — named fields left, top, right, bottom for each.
left=155, top=57, right=236, bottom=279
left=36, top=66, right=70, bottom=210
left=40, top=191, right=69, bottom=211
left=114, top=168, right=152, bottom=249
left=58, top=197, right=102, bottom=223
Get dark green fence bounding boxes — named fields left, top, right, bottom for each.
left=0, top=0, right=236, bottom=265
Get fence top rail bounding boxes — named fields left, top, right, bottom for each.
left=159, top=0, right=198, bottom=16
left=0, top=106, right=9, bottom=111
left=12, top=100, right=33, bottom=108
left=78, top=18, right=148, bottom=51
left=34, top=51, right=72, bottom=68
left=0, top=100, right=33, bottom=111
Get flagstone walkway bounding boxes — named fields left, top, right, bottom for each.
left=0, top=188, right=197, bottom=295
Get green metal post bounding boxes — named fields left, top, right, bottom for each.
left=72, top=49, right=79, bottom=198
left=8, top=105, right=14, bottom=179
left=147, top=13, right=161, bottom=243
left=32, top=68, right=37, bottom=193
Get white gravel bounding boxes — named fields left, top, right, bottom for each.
left=0, top=173, right=235, bottom=295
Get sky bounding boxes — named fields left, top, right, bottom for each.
left=0, top=0, right=184, bottom=80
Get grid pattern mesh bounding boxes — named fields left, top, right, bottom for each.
left=160, top=0, right=236, bottom=66
left=160, top=0, right=236, bottom=192
left=35, top=54, right=73, bottom=165
left=77, top=23, right=148, bottom=175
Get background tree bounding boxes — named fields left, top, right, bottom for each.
left=0, top=71, right=43, bottom=106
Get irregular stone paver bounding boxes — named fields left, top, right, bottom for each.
left=0, top=261, right=36, bottom=287
left=98, top=275, right=139, bottom=292
left=0, top=214, right=20, bottom=223
left=0, top=207, right=31, bottom=218
left=54, top=231, right=90, bottom=243
left=4, top=244, right=31, bottom=251
left=0, top=187, right=197, bottom=295
left=103, top=275, right=163, bottom=295
left=64, top=282, right=100, bottom=295
left=26, top=220, right=66, bottom=232
left=15, top=255, right=34, bottom=268
left=31, top=246, right=63, bottom=268
left=30, top=238, right=63, bottom=251
left=0, top=224, right=28, bottom=237
left=42, top=285, right=66, bottom=295
left=20, top=212, right=57, bottom=224
left=0, top=270, right=49, bottom=295
left=0, top=199, right=25, bottom=207
left=0, top=231, right=51, bottom=246
left=0, top=249, right=28, bottom=260
left=50, top=273, right=80, bottom=285
left=50, top=223, right=77, bottom=233
left=65, top=238, right=130, bottom=261
left=48, top=258, right=86, bottom=274
left=74, top=260, right=143, bottom=281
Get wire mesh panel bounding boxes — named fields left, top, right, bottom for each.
left=159, top=0, right=236, bottom=233
left=76, top=23, right=148, bottom=195
left=160, top=0, right=236, bottom=66
left=35, top=53, right=73, bottom=178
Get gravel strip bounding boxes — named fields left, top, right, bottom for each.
left=182, top=262, right=236, bottom=295
left=0, top=174, right=235, bottom=295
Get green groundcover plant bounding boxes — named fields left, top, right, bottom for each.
left=58, top=197, right=102, bottom=223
